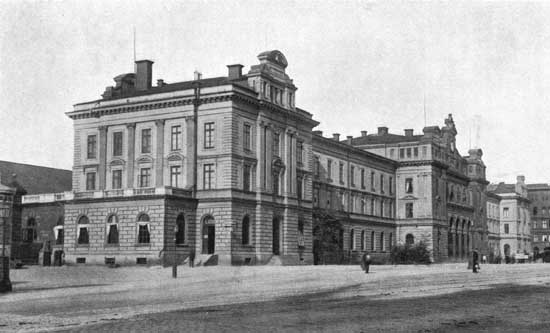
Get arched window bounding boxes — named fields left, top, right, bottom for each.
left=361, top=230, right=366, bottom=251
left=77, top=216, right=90, bottom=245
left=106, top=214, right=119, bottom=244
left=406, top=233, right=414, bottom=245
left=54, top=216, right=64, bottom=245
left=176, top=214, right=185, bottom=244
left=137, top=214, right=150, bottom=244
left=380, top=232, right=385, bottom=251
left=350, top=229, right=355, bottom=250
left=242, top=215, right=250, bottom=245
left=371, top=231, right=375, bottom=251
left=24, top=217, right=37, bottom=243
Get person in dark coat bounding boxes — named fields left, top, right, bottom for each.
left=472, top=250, right=479, bottom=273
left=361, top=252, right=372, bottom=274
left=189, top=250, right=195, bottom=268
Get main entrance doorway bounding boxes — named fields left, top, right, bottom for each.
left=202, top=216, right=215, bottom=254
left=272, top=217, right=280, bottom=255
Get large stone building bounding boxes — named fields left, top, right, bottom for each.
left=527, top=183, right=550, bottom=257
left=487, top=176, right=532, bottom=259
left=18, top=50, right=491, bottom=265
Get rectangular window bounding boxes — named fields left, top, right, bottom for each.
left=503, top=207, right=509, bottom=218
left=141, top=129, right=152, bottom=153
left=273, top=132, right=280, bottom=156
left=243, top=164, right=251, bottom=191
left=243, top=124, right=251, bottom=150
left=504, top=223, right=509, bottom=234
left=361, top=169, right=365, bottom=189
left=297, top=176, right=303, bottom=200
left=77, top=227, right=89, bottom=245
left=107, top=224, right=119, bottom=244
left=86, top=172, right=96, bottom=191
left=112, top=170, right=122, bottom=189
left=203, top=164, right=214, bottom=189
left=138, top=224, right=150, bottom=244
left=422, top=146, right=427, bottom=158
left=350, top=166, right=355, bottom=187
left=543, top=221, right=548, bottom=229
left=139, top=168, right=151, bottom=188
left=406, top=148, right=412, bottom=158
left=204, top=122, right=215, bottom=149
left=370, top=198, right=375, bottom=215
left=389, top=176, right=393, bottom=195
left=171, top=125, right=182, bottom=151
left=87, top=135, right=97, bottom=159
left=113, top=132, right=123, bottom=156
left=390, top=149, right=395, bottom=158
left=400, top=148, right=405, bottom=159
left=314, top=156, right=320, bottom=177
left=361, top=198, right=365, bottom=214
left=405, top=178, right=413, bottom=193
left=371, top=171, right=375, bottom=191
left=380, top=174, right=385, bottom=194
left=313, top=187, right=320, bottom=207
left=339, top=162, right=344, bottom=184
left=413, top=147, right=418, bottom=157
left=297, top=141, right=303, bottom=164
left=406, top=203, right=414, bottom=218
left=327, top=160, right=332, bottom=181
left=170, top=166, right=181, bottom=188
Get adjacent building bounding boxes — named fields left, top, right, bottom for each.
left=527, top=183, right=550, bottom=257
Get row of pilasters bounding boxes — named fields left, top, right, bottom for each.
left=448, top=229, right=473, bottom=260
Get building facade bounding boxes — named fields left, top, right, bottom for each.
left=487, top=176, right=532, bottom=259
left=486, top=191, right=501, bottom=261
left=527, top=183, right=550, bottom=257
left=19, top=50, right=492, bottom=265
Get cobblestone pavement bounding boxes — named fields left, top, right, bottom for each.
left=2, top=263, right=550, bottom=332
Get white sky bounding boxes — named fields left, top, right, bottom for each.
left=1, top=1, right=550, bottom=183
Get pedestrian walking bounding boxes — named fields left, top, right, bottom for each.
left=361, top=252, right=372, bottom=274
left=189, top=250, right=195, bottom=268
left=472, top=250, right=480, bottom=273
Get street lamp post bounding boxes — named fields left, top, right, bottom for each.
left=0, top=180, right=15, bottom=293
left=172, top=225, right=178, bottom=279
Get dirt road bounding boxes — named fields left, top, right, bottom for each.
left=2, top=263, right=550, bottom=332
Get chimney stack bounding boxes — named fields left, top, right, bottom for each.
left=517, top=175, right=525, bottom=184
left=157, top=79, right=165, bottom=87
left=227, top=64, right=244, bottom=80
left=332, top=133, right=340, bottom=141
left=135, top=60, right=154, bottom=91
left=404, top=129, right=413, bottom=137
left=194, top=70, right=202, bottom=81
left=361, top=130, right=368, bottom=137
left=377, top=127, right=388, bottom=135
left=346, top=136, right=353, bottom=144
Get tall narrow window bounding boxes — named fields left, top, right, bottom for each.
left=380, top=232, right=385, bottom=251
left=273, top=171, right=280, bottom=195
left=504, top=223, right=509, bottom=234
left=406, top=203, right=414, bottom=218
left=361, top=169, right=365, bottom=189
left=350, top=166, right=355, bottom=187
left=141, top=129, right=152, bottom=153
left=243, top=124, right=251, bottom=150
left=350, top=229, right=355, bottom=250
left=106, top=215, right=119, bottom=244
left=371, top=231, right=375, bottom=251
left=273, top=133, right=280, bottom=156
left=139, top=168, right=151, bottom=188
left=171, top=125, right=182, bottom=151
left=24, top=218, right=37, bottom=243
left=87, top=135, right=97, bottom=159
left=413, top=147, right=418, bottom=157
left=77, top=216, right=89, bottom=245
left=327, top=160, right=332, bottom=181
left=314, top=156, right=320, bottom=177
left=405, top=178, right=413, bottom=193
left=137, top=214, right=150, bottom=244
left=380, top=174, right=385, bottom=194
left=361, top=230, right=365, bottom=250
left=406, top=148, right=412, bottom=158
left=176, top=214, right=185, bottom=244
left=503, top=207, right=509, bottom=218
left=297, top=141, right=303, bottom=164
left=400, top=148, right=405, bottom=159
left=371, top=171, right=375, bottom=191
left=170, top=166, right=181, bottom=188
left=113, top=132, right=123, bottom=156
left=204, top=122, right=215, bottom=149
left=243, top=164, right=251, bottom=191
left=296, top=176, right=303, bottom=200
left=339, top=162, right=344, bottom=184
left=203, top=164, right=214, bottom=189
left=112, top=170, right=122, bottom=189
left=242, top=216, right=250, bottom=245
left=389, top=176, right=393, bottom=195
left=86, top=172, right=96, bottom=191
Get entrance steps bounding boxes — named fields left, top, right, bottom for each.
left=195, top=254, right=218, bottom=266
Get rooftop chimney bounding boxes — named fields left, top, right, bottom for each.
left=157, top=79, right=166, bottom=87
left=377, top=127, right=388, bottom=136
left=313, top=130, right=323, bottom=136
left=333, top=133, right=340, bottom=141
left=517, top=175, right=525, bottom=184
left=346, top=136, right=353, bottom=144
left=227, top=64, right=244, bottom=80
left=361, top=130, right=368, bottom=137
left=404, top=129, right=413, bottom=137
left=135, top=60, right=154, bottom=91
